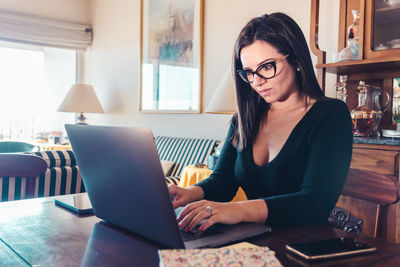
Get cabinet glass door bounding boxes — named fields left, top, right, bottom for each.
left=373, top=0, right=400, bottom=51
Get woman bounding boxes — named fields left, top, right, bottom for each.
left=169, top=13, right=353, bottom=232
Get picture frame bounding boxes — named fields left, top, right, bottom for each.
left=140, top=0, right=203, bottom=113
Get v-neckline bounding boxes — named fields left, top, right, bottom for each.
left=250, top=100, right=320, bottom=167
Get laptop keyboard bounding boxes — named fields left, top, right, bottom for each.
left=181, top=225, right=221, bottom=241
left=175, top=208, right=231, bottom=242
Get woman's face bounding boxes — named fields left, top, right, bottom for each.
left=239, top=40, right=299, bottom=104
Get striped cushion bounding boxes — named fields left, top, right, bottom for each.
left=165, top=176, right=180, bottom=185
left=155, top=136, right=220, bottom=177
left=28, top=150, right=77, bottom=168
left=34, top=166, right=85, bottom=198
left=0, top=177, right=31, bottom=201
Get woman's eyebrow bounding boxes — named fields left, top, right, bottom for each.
left=256, top=58, right=275, bottom=67
left=243, top=57, right=275, bottom=71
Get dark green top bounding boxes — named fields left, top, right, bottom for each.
left=196, top=98, right=353, bottom=227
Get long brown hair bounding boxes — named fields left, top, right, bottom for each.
left=231, top=13, right=325, bottom=149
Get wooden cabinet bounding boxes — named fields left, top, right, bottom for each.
left=311, top=0, right=400, bottom=242
left=351, top=145, right=399, bottom=174
left=312, top=0, right=400, bottom=71
left=335, top=0, right=400, bottom=61
left=311, top=1, right=400, bottom=130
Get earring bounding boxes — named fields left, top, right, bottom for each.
left=296, top=67, right=301, bottom=72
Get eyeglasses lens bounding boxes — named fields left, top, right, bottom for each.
left=238, top=62, right=276, bottom=83
left=257, top=63, right=275, bottom=80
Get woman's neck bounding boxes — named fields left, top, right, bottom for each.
left=269, top=91, right=307, bottom=112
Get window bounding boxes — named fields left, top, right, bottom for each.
left=0, top=41, right=76, bottom=141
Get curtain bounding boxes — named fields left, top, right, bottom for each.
left=0, top=9, right=92, bottom=50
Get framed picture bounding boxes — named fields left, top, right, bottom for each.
left=140, top=0, right=203, bottom=113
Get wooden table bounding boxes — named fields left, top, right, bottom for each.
left=1, top=196, right=400, bottom=266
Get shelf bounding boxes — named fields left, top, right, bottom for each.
left=316, top=58, right=400, bottom=74
left=375, top=5, right=400, bottom=24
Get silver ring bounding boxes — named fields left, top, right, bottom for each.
left=205, top=205, right=212, bottom=216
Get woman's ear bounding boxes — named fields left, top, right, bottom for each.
left=294, top=61, right=301, bottom=72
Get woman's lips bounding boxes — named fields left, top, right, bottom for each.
left=258, top=88, right=271, bottom=97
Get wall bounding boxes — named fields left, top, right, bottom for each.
left=319, top=0, right=341, bottom=98
left=86, top=0, right=341, bottom=140
left=0, top=0, right=340, bottom=140
left=0, top=0, right=90, bottom=24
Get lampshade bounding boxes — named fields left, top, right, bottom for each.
left=205, top=69, right=237, bottom=114
left=57, top=84, right=104, bottom=124
left=58, top=84, right=104, bottom=113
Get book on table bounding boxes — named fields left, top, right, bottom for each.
left=158, top=242, right=282, bottom=267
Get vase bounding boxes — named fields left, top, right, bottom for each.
left=337, top=10, right=360, bottom=62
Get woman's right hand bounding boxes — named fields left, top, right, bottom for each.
left=168, top=184, right=204, bottom=209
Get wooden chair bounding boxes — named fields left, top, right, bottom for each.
left=331, top=168, right=400, bottom=238
left=0, top=154, right=47, bottom=199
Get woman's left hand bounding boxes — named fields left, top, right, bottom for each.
left=177, top=200, right=244, bottom=232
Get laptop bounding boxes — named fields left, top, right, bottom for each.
left=65, top=124, right=270, bottom=249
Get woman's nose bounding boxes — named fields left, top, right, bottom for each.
left=253, top=74, right=266, bottom=86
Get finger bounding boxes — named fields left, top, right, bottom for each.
left=173, top=198, right=185, bottom=209
left=178, top=205, right=205, bottom=230
left=186, top=210, right=210, bottom=232
left=178, top=204, right=204, bottom=229
left=177, top=200, right=206, bottom=222
left=168, top=185, right=186, bottom=208
left=168, top=185, right=177, bottom=199
left=167, top=183, right=176, bottom=192
left=199, top=215, right=219, bottom=231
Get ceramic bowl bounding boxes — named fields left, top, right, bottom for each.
left=374, top=44, right=389, bottom=50
left=389, top=39, right=400, bottom=48
left=385, top=0, right=400, bottom=7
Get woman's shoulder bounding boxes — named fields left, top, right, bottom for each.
left=311, top=97, right=352, bottom=128
left=313, top=97, right=350, bottom=116
left=315, top=97, right=348, bottom=109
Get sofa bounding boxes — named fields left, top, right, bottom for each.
left=155, top=136, right=219, bottom=185
left=0, top=150, right=84, bottom=202
left=0, top=136, right=220, bottom=202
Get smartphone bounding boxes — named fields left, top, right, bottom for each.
left=286, top=237, right=376, bottom=260
left=55, top=193, right=93, bottom=214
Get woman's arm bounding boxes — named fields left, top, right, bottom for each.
left=195, top=123, right=240, bottom=202
left=169, top=122, right=239, bottom=209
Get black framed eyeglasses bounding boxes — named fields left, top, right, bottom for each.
left=237, top=54, right=289, bottom=83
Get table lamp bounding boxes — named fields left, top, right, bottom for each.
left=57, top=84, right=104, bottom=124
left=205, top=68, right=236, bottom=170
left=205, top=68, right=237, bottom=114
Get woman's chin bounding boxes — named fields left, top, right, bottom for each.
left=261, top=95, right=273, bottom=104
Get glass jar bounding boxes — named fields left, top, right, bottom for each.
left=335, top=75, right=348, bottom=103
left=392, top=78, right=400, bottom=130
left=351, top=81, right=390, bottom=137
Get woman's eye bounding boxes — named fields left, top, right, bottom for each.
left=262, top=63, right=273, bottom=71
